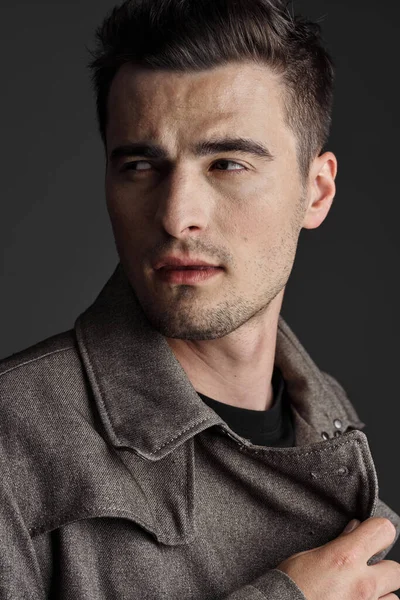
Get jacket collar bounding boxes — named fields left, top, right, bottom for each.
left=75, top=262, right=365, bottom=460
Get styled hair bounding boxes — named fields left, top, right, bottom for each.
left=87, top=0, right=335, bottom=179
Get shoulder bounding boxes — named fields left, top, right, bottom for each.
left=0, top=331, right=131, bottom=535
left=0, top=329, right=92, bottom=432
left=0, top=329, right=76, bottom=380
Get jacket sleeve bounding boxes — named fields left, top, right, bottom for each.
left=0, top=465, right=45, bottom=600
left=222, top=568, right=307, bottom=599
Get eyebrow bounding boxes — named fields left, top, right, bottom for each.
left=109, top=137, right=275, bottom=164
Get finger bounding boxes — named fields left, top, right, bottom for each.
left=339, top=517, right=397, bottom=562
left=369, top=560, right=400, bottom=599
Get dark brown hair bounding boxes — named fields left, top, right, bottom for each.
left=87, top=0, right=335, bottom=179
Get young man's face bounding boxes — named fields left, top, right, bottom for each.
left=105, top=61, right=334, bottom=340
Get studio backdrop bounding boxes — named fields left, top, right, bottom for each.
left=1, top=0, right=399, bottom=570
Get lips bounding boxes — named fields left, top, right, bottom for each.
left=153, top=256, right=220, bottom=270
left=156, top=265, right=223, bottom=284
left=161, top=266, right=217, bottom=271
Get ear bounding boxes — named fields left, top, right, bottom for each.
left=302, top=152, right=337, bottom=230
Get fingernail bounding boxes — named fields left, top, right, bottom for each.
left=344, top=519, right=360, bottom=533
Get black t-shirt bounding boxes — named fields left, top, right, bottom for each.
left=197, top=366, right=295, bottom=447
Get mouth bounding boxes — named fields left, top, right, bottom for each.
left=162, top=266, right=215, bottom=270
left=155, top=266, right=223, bottom=285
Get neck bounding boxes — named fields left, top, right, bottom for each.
left=166, top=292, right=283, bottom=412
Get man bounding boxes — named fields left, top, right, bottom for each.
left=1, top=0, right=400, bottom=599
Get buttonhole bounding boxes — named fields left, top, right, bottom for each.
left=310, top=466, right=349, bottom=479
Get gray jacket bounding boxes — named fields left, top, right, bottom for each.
left=1, top=262, right=399, bottom=600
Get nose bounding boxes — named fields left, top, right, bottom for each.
left=154, top=168, right=212, bottom=238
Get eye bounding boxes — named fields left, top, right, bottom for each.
left=212, top=160, right=248, bottom=173
left=120, top=159, right=249, bottom=175
left=122, top=160, right=152, bottom=172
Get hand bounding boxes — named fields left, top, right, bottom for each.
left=276, top=517, right=400, bottom=599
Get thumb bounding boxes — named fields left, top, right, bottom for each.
left=343, top=519, right=361, bottom=534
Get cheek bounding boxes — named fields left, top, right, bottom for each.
left=231, top=193, right=299, bottom=271
left=230, top=188, right=284, bottom=245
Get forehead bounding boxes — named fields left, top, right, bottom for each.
left=106, top=61, right=291, bottom=150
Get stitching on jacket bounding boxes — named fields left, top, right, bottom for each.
left=76, top=318, right=118, bottom=438
left=0, top=347, right=75, bottom=379
left=28, top=508, right=154, bottom=538
left=150, top=416, right=217, bottom=454
left=238, top=435, right=364, bottom=458
left=77, top=318, right=219, bottom=454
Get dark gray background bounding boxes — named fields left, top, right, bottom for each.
left=1, top=0, right=400, bottom=574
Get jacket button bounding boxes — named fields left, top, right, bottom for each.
left=334, top=430, right=342, bottom=437
left=334, top=419, right=343, bottom=429
left=321, top=432, right=330, bottom=440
